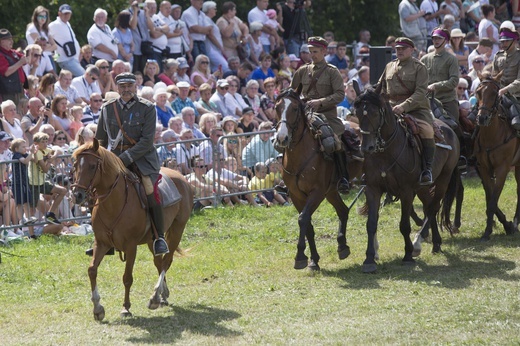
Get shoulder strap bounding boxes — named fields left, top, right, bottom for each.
left=54, top=23, right=74, bottom=48
left=306, top=64, right=328, bottom=95
left=394, top=61, right=413, bottom=97
left=112, top=103, right=137, bottom=145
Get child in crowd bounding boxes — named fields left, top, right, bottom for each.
left=69, top=106, right=84, bottom=140
left=10, top=139, right=37, bottom=237
left=249, top=161, right=288, bottom=207
left=28, top=132, right=67, bottom=225
left=134, top=71, right=144, bottom=94
left=265, top=9, right=284, bottom=51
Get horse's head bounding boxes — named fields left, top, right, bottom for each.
left=71, top=138, right=102, bottom=204
left=475, top=73, right=502, bottom=126
left=275, top=85, right=304, bottom=148
left=353, top=88, right=389, bottom=154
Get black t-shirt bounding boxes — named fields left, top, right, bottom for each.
left=281, top=4, right=297, bottom=40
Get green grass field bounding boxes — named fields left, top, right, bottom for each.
left=1, top=175, right=520, bottom=345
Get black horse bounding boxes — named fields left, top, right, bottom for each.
left=353, top=88, right=460, bottom=273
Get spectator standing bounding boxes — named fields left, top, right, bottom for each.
left=399, top=0, right=428, bottom=54
left=248, top=0, right=279, bottom=53
left=158, top=2, right=185, bottom=60
left=440, top=0, right=464, bottom=30
left=277, top=0, right=312, bottom=56
left=25, top=6, right=58, bottom=74
left=478, top=4, right=499, bottom=58
left=181, top=0, right=213, bottom=60
left=87, top=8, right=119, bottom=64
left=0, top=29, right=27, bottom=105
left=146, top=0, right=169, bottom=71
left=128, top=0, right=154, bottom=73
left=113, top=10, right=135, bottom=65
left=49, top=4, right=84, bottom=77
left=217, top=2, right=250, bottom=60
left=248, top=22, right=264, bottom=66
left=353, top=29, right=371, bottom=62
left=71, top=65, right=102, bottom=104
left=81, top=92, right=103, bottom=125
left=202, top=1, right=230, bottom=74
left=170, top=4, right=192, bottom=61
left=420, top=0, right=448, bottom=34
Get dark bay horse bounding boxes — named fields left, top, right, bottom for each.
left=474, top=75, right=520, bottom=240
left=275, top=87, right=363, bottom=271
left=72, top=139, right=193, bottom=320
left=353, top=88, right=460, bottom=273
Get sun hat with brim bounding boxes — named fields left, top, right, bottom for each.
left=451, top=28, right=466, bottom=38
left=221, top=115, right=238, bottom=126
left=176, top=57, right=189, bottom=69
left=154, top=88, right=171, bottom=100
left=115, top=73, right=136, bottom=84
left=0, top=29, right=12, bottom=40
left=394, top=37, right=415, bottom=49
left=176, top=81, right=191, bottom=88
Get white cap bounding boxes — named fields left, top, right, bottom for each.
left=176, top=81, right=190, bottom=88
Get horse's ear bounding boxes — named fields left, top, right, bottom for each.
left=295, top=83, right=303, bottom=96
left=93, top=138, right=99, bottom=152
left=352, top=80, right=361, bottom=96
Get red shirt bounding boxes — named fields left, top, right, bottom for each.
left=0, top=47, right=26, bottom=84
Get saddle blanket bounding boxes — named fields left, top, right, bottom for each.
left=158, top=174, right=182, bottom=207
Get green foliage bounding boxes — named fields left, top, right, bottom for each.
left=2, top=0, right=400, bottom=49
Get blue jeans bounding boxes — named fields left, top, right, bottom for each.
left=192, top=41, right=207, bottom=61
left=58, top=59, right=85, bottom=77
left=284, top=39, right=302, bottom=56
left=263, top=45, right=271, bottom=54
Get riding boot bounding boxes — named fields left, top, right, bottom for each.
left=420, top=138, right=435, bottom=186
left=504, top=94, right=520, bottom=130
left=147, top=194, right=169, bottom=256
left=334, top=151, right=350, bottom=194
left=342, top=129, right=364, bottom=161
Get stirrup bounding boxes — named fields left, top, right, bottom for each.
left=153, top=238, right=170, bottom=256
left=337, top=178, right=350, bottom=195
left=419, top=170, right=433, bottom=186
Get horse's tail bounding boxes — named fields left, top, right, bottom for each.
left=440, top=167, right=460, bottom=235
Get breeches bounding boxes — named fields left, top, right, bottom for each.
left=416, top=119, right=434, bottom=139
left=142, top=173, right=159, bottom=195
left=442, top=99, right=460, bottom=123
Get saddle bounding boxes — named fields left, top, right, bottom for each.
left=400, top=115, right=452, bottom=151
left=307, top=113, right=342, bottom=158
left=429, top=94, right=459, bottom=130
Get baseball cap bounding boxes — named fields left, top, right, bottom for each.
left=0, top=131, right=13, bottom=141
left=300, top=44, right=310, bottom=53
left=171, top=4, right=181, bottom=10
left=59, top=4, right=72, bottom=13
left=217, top=79, right=229, bottom=88
left=242, top=107, right=254, bottom=114
left=115, top=72, right=136, bottom=84
left=176, top=57, right=189, bottom=69
left=288, top=54, right=299, bottom=61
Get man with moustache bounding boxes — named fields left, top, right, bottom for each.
left=92, top=72, right=169, bottom=256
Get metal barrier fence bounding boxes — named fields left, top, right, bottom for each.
left=0, top=130, right=281, bottom=233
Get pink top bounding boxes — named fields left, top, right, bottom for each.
left=190, top=71, right=215, bottom=88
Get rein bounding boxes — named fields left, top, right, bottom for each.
left=477, top=79, right=501, bottom=117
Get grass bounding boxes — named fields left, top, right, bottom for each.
left=2, top=175, right=520, bottom=345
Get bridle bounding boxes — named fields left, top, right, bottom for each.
left=357, top=100, right=399, bottom=153
left=477, top=78, right=501, bottom=120
left=276, top=90, right=306, bottom=148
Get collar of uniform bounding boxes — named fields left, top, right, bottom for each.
left=397, top=57, right=412, bottom=66
left=434, top=49, right=447, bottom=57
left=313, top=60, right=327, bottom=70
left=118, top=95, right=138, bottom=109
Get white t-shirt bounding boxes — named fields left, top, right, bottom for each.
left=71, top=76, right=102, bottom=102
left=151, top=14, right=168, bottom=52
left=87, top=24, right=118, bottom=62
left=48, top=17, right=81, bottom=62
left=181, top=6, right=208, bottom=41
left=158, top=12, right=183, bottom=53
left=248, top=7, right=270, bottom=46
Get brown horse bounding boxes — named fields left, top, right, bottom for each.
left=474, top=75, right=520, bottom=240
left=274, top=87, right=363, bottom=271
left=72, top=139, right=193, bottom=320
left=353, top=88, right=460, bottom=273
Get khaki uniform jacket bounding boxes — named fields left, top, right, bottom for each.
left=290, top=60, right=345, bottom=136
left=379, top=57, right=433, bottom=125
left=420, top=49, right=459, bottom=103
left=492, top=49, right=520, bottom=97
left=96, top=96, right=161, bottom=176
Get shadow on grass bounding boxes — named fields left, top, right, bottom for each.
left=321, top=248, right=518, bottom=291
left=122, top=303, right=242, bottom=343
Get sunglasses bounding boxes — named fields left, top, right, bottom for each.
left=219, top=86, right=229, bottom=90
left=200, top=61, right=209, bottom=64
left=91, top=99, right=103, bottom=102
left=99, top=65, right=109, bottom=69
left=228, top=139, right=238, bottom=144
left=37, top=15, right=47, bottom=20
left=457, top=87, right=466, bottom=90
left=91, top=75, right=98, bottom=81
left=56, top=137, right=66, bottom=140
left=33, top=54, right=42, bottom=57
left=474, top=60, right=485, bottom=64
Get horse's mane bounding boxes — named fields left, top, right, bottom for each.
left=73, top=142, right=130, bottom=176
left=353, top=88, right=393, bottom=116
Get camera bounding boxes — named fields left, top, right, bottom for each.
left=424, top=12, right=432, bottom=17
left=138, top=3, right=145, bottom=8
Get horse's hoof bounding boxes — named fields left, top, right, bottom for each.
left=450, top=226, right=460, bottom=235
left=93, top=306, right=105, bottom=321
left=337, top=246, right=351, bottom=260
left=362, top=263, right=377, bottom=273
left=147, top=299, right=160, bottom=310
left=294, top=259, right=308, bottom=270
left=308, top=261, right=321, bottom=271
left=412, top=249, right=421, bottom=258
left=432, top=244, right=442, bottom=254
left=120, top=309, right=132, bottom=318
left=505, top=222, right=517, bottom=235
left=480, top=235, right=490, bottom=242
left=160, top=299, right=169, bottom=307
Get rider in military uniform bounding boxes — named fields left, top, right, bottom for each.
left=290, top=36, right=350, bottom=194
left=379, top=37, right=435, bottom=185
left=492, top=27, right=520, bottom=129
left=93, top=72, right=169, bottom=256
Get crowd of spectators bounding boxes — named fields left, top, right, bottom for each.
left=0, top=0, right=518, bottom=237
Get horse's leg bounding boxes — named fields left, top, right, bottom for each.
left=294, top=196, right=322, bottom=270
left=452, top=175, right=464, bottom=232
left=148, top=270, right=166, bottom=310
left=121, top=247, right=137, bottom=317
left=514, top=167, right=520, bottom=230
left=326, top=191, right=350, bottom=261
left=399, top=194, right=415, bottom=264
left=410, top=207, right=423, bottom=227
left=413, top=216, right=429, bottom=258
left=363, top=187, right=381, bottom=273
left=88, top=242, right=107, bottom=321
left=481, top=168, right=511, bottom=240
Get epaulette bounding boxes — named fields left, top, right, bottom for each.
left=137, top=97, right=154, bottom=107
